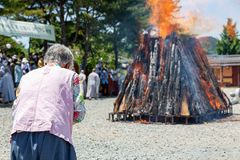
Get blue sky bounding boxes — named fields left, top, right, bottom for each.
left=180, top=0, right=240, bottom=38
left=18, top=0, right=240, bottom=48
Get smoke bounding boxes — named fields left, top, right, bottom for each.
left=185, top=0, right=210, bottom=6
left=177, top=11, right=217, bottom=36
left=146, top=0, right=218, bottom=37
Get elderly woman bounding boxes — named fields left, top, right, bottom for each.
left=11, top=44, right=86, bottom=160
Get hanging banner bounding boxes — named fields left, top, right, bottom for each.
left=0, top=17, right=56, bottom=41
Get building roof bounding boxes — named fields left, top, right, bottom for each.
left=207, top=55, right=240, bottom=67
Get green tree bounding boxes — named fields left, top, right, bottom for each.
left=0, top=35, right=26, bottom=56
left=0, top=0, right=149, bottom=70
left=217, top=18, right=240, bottom=55
left=102, top=0, right=148, bottom=68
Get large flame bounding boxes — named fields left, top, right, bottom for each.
left=147, top=0, right=180, bottom=38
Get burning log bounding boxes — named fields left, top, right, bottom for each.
left=112, top=29, right=231, bottom=123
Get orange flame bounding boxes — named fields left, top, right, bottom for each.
left=133, top=63, right=143, bottom=79
left=146, top=0, right=180, bottom=38
left=201, top=78, right=222, bottom=110
left=136, top=119, right=150, bottom=124
left=195, top=42, right=223, bottom=110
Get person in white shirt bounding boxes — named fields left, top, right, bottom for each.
left=79, top=70, right=87, bottom=97
left=86, top=68, right=100, bottom=99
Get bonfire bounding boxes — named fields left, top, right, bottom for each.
left=109, top=0, right=232, bottom=123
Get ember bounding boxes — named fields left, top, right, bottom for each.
left=110, top=29, right=232, bottom=123
left=109, top=0, right=232, bottom=123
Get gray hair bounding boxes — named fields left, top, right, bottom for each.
left=44, top=44, right=73, bottom=67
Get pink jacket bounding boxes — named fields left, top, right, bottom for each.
left=12, top=66, right=75, bottom=144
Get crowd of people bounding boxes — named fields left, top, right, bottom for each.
left=0, top=52, right=126, bottom=104
left=78, top=59, right=126, bottom=100
left=0, top=52, right=44, bottom=104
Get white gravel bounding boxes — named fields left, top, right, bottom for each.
left=1, top=88, right=240, bottom=160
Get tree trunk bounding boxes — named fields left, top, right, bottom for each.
left=114, top=41, right=119, bottom=69
left=59, top=0, right=67, bottom=45
left=39, top=2, right=50, bottom=53
left=43, top=40, right=48, bottom=54
left=113, top=27, right=119, bottom=69
left=73, top=1, right=80, bottom=43
left=81, top=24, right=90, bottom=70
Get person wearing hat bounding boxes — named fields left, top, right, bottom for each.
left=14, top=59, right=23, bottom=88
left=21, top=58, right=31, bottom=74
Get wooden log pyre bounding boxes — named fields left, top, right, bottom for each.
left=113, top=29, right=231, bottom=122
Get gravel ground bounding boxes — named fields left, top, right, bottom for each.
left=1, top=88, right=240, bottom=160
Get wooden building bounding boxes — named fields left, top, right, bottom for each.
left=208, top=55, right=240, bottom=86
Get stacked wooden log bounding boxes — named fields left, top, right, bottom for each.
left=113, top=30, right=231, bottom=122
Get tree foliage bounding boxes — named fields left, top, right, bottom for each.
left=0, top=35, right=26, bottom=55
left=0, top=0, right=148, bottom=70
left=217, top=18, right=240, bottom=55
